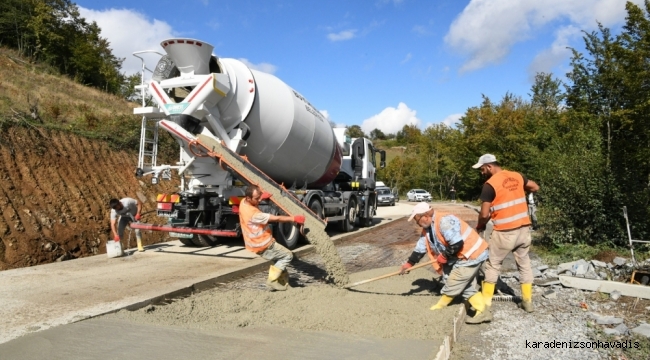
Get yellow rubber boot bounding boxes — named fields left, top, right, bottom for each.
left=279, top=269, right=291, bottom=288
left=136, top=236, right=144, bottom=252
left=465, top=293, right=493, bottom=324
left=482, top=281, right=496, bottom=308
left=519, top=283, right=534, bottom=313
left=266, top=265, right=288, bottom=291
left=430, top=295, right=454, bottom=310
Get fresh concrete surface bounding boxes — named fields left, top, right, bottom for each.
left=0, top=202, right=416, bottom=345
left=0, top=318, right=440, bottom=360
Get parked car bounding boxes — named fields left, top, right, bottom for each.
left=376, top=187, right=396, bottom=206
left=407, top=189, right=432, bottom=202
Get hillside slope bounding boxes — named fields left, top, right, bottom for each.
left=0, top=48, right=178, bottom=270
left=0, top=126, right=177, bottom=270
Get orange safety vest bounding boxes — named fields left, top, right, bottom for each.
left=423, top=212, right=488, bottom=273
left=239, top=200, right=275, bottom=253
left=486, top=170, right=531, bottom=231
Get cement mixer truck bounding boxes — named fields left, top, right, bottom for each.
left=130, top=38, right=385, bottom=249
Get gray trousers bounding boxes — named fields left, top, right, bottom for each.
left=441, top=261, right=483, bottom=300
left=261, top=242, right=293, bottom=270
left=117, top=216, right=141, bottom=238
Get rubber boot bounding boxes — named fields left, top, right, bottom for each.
left=519, top=283, right=534, bottom=313
left=136, top=236, right=144, bottom=252
left=465, top=293, right=493, bottom=324
left=482, top=281, right=496, bottom=308
left=430, top=295, right=454, bottom=311
left=266, top=265, right=288, bottom=291
left=279, top=269, right=291, bottom=288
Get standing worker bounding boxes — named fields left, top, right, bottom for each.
left=109, top=197, right=144, bottom=252
left=449, top=186, right=457, bottom=203
left=239, top=185, right=305, bottom=291
left=399, top=202, right=491, bottom=324
left=472, top=154, right=540, bottom=312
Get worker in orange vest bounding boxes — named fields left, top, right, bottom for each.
left=239, top=185, right=305, bottom=291
left=473, top=154, right=539, bottom=312
left=399, top=202, right=491, bottom=324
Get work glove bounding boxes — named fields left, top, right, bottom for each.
left=260, top=192, right=272, bottom=200
left=436, top=253, right=447, bottom=265
left=294, top=215, right=305, bottom=225
left=399, top=262, right=413, bottom=275
left=476, top=223, right=486, bottom=232
left=113, top=235, right=120, bottom=242
left=134, top=213, right=141, bottom=221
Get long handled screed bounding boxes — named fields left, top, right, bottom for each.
left=343, top=260, right=434, bottom=289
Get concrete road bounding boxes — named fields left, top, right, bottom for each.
left=0, top=202, right=417, bottom=345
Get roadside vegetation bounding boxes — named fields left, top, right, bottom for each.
left=359, top=2, right=650, bottom=257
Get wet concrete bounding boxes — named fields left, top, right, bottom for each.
left=0, top=318, right=439, bottom=360
left=0, top=202, right=475, bottom=359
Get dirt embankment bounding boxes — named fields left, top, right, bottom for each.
left=0, top=126, right=177, bottom=270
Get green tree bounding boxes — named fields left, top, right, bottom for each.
left=369, top=128, right=386, bottom=140
left=345, top=125, right=365, bottom=138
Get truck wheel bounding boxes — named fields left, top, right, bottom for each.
left=338, top=197, right=357, bottom=233
left=192, top=234, right=219, bottom=247
left=308, top=199, right=323, bottom=219
left=179, top=237, right=194, bottom=246
left=274, top=222, right=299, bottom=250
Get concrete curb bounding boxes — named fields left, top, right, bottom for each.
left=434, top=305, right=467, bottom=360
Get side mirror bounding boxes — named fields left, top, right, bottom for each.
left=380, top=161, right=386, bottom=168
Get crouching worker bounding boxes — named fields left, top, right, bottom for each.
left=399, top=202, right=491, bottom=324
left=109, top=197, right=144, bottom=252
left=239, top=185, right=305, bottom=291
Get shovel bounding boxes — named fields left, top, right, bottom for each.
left=343, top=260, right=434, bottom=289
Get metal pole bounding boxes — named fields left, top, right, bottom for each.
left=623, top=206, right=637, bottom=266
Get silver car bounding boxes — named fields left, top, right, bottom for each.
left=407, top=189, right=432, bottom=202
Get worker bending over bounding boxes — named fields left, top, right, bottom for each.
left=109, top=197, right=144, bottom=252
left=400, top=202, right=491, bottom=324
left=473, top=154, right=540, bottom=312
left=239, top=185, right=305, bottom=291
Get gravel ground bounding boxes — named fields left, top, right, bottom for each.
left=452, top=255, right=650, bottom=360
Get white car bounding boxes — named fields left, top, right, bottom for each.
left=407, top=189, right=432, bottom=202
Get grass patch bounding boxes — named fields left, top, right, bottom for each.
left=0, top=47, right=178, bottom=162
left=533, top=238, right=650, bottom=266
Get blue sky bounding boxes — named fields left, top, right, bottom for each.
left=76, top=0, right=640, bottom=135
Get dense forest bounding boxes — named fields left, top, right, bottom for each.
left=2, top=0, right=649, bottom=249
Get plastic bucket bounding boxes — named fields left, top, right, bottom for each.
left=106, top=240, right=123, bottom=258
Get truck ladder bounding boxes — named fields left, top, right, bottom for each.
left=137, top=117, right=160, bottom=172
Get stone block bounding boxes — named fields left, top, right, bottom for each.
left=631, top=323, right=650, bottom=338
left=596, top=316, right=624, bottom=325
left=573, top=263, right=589, bottom=276
left=591, top=260, right=607, bottom=268
left=613, top=257, right=627, bottom=266
left=542, top=290, right=557, bottom=299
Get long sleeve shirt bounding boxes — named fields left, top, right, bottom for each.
left=412, top=213, right=488, bottom=268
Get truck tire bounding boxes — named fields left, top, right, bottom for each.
left=274, top=222, right=299, bottom=250
left=192, top=234, right=219, bottom=247
left=359, top=197, right=376, bottom=227
left=338, top=197, right=357, bottom=233
left=179, top=237, right=194, bottom=246
left=308, top=198, right=323, bottom=219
